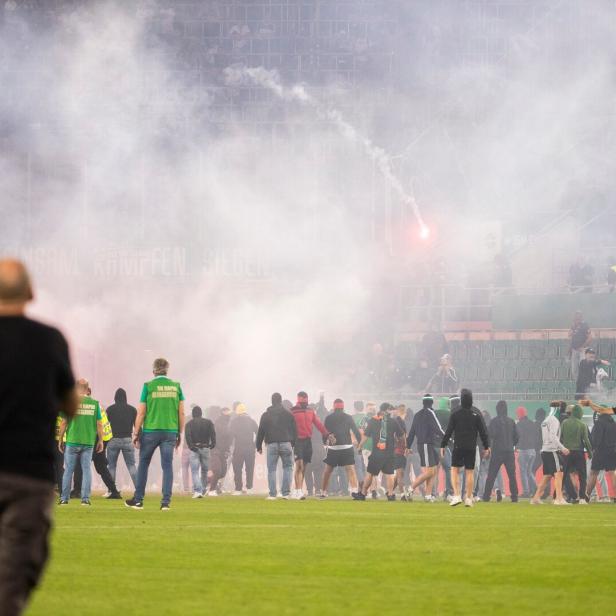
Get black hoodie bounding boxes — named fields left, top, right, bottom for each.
left=256, top=404, right=297, bottom=451
left=489, top=402, right=519, bottom=452
left=441, top=391, right=489, bottom=450
left=591, top=413, right=616, bottom=453
left=106, top=388, right=137, bottom=438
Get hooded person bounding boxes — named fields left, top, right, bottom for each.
left=560, top=404, right=592, bottom=503
left=290, top=392, right=332, bottom=500
left=531, top=402, right=570, bottom=505
left=516, top=406, right=538, bottom=497
left=441, top=389, right=490, bottom=508
left=584, top=400, right=616, bottom=501
left=229, top=403, right=258, bottom=495
left=256, top=393, right=297, bottom=500
left=405, top=394, right=445, bottom=502
left=481, top=400, right=519, bottom=503
left=353, top=403, right=405, bottom=501
left=184, top=406, right=216, bottom=498
left=208, top=407, right=233, bottom=495
left=105, top=388, right=138, bottom=489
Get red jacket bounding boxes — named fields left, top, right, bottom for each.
left=291, top=406, right=328, bottom=440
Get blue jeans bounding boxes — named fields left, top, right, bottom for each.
left=266, top=442, right=293, bottom=497
left=441, top=447, right=453, bottom=496
left=190, top=448, right=210, bottom=495
left=134, top=432, right=177, bottom=505
left=106, top=437, right=138, bottom=488
left=62, top=445, right=93, bottom=502
left=518, top=449, right=536, bottom=495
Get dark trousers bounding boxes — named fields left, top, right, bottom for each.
left=483, top=450, right=518, bottom=501
left=73, top=442, right=118, bottom=495
left=209, top=449, right=228, bottom=492
left=0, top=472, right=54, bottom=616
left=305, top=461, right=324, bottom=495
left=563, top=450, right=587, bottom=500
left=232, top=448, right=255, bottom=491
left=53, top=446, right=64, bottom=492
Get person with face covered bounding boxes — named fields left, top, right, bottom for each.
left=441, top=389, right=490, bottom=508
left=353, top=403, right=405, bottom=501
left=291, top=392, right=332, bottom=500
left=481, top=400, right=519, bottom=503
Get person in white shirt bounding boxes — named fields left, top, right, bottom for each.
left=531, top=402, right=570, bottom=505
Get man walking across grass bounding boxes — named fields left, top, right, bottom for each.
left=256, top=393, right=297, bottom=500
left=583, top=400, right=616, bottom=501
left=125, top=358, right=185, bottom=511
left=441, top=389, right=490, bottom=508
left=185, top=406, right=216, bottom=498
left=290, top=392, right=331, bottom=500
left=320, top=399, right=361, bottom=498
left=561, top=404, right=592, bottom=503
left=353, top=403, right=404, bottom=501
left=58, top=378, right=104, bottom=506
left=406, top=394, right=445, bottom=502
left=0, top=259, right=77, bottom=615
left=531, top=403, right=570, bottom=505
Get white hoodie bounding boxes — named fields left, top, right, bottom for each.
left=541, top=414, right=565, bottom=452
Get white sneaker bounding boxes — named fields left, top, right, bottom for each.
left=280, top=494, right=290, bottom=500
left=554, top=499, right=571, bottom=506
left=530, top=499, right=543, bottom=505
left=208, top=492, right=218, bottom=497
left=473, top=496, right=481, bottom=502
left=246, top=489, right=254, bottom=495
left=265, top=496, right=277, bottom=501
left=232, top=491, right=242, bottom=496
left=192, top=492, right=202, bottom=499
left=102, top=491, right=111, bottom=498
left=449, top=496, right=463, bottom=507
left=446, top=494, right=454, bottom=503
left=424, top=495, right=435, bottom=503
left=579, top=499, right=588, bottom=505
left=464, top=498, right=474, bottom=508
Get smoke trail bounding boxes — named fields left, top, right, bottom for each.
left=223, top=65, right=427, bottom=232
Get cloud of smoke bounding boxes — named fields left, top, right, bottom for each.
left=2, top=1, right=616, bottom=409
left=224, top=65, right=427, bottom=233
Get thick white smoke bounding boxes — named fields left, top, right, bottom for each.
left=223, top=65, right=427, bottom=233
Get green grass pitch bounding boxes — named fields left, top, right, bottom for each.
left=27, top=496, right=616, bottom=615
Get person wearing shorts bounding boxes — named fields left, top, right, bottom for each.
left=586, top=407, right=616, bottom=501
left=320, top=399, right=361, bottom=498
left=531, top=403, right=570, bottom=505
left=353, top=403, right=404, bottom=501
left=406, top=395, right=444, bottom=502
left=290, top=392, right=331, bottom=500
left=441, top=389, right=490, bottom=508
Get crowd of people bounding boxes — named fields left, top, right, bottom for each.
left=1, top=258, right=616, bottom=615
left=53, top=369, right=616, bottom=510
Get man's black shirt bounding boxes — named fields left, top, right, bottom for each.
left=576, top=359, right=601, bottom=392
left=106, top=388, right=136, bottom=438
left=324, top=409, right=361, bottom=446
left=364, top=415, right=404, bottom=456
left=0, top=316, right=74, bottom=482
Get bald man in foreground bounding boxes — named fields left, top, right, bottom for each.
left=0, top=259, right=77, bottom=615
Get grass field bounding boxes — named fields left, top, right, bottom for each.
left=26, top=495, right=616, bottom=616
